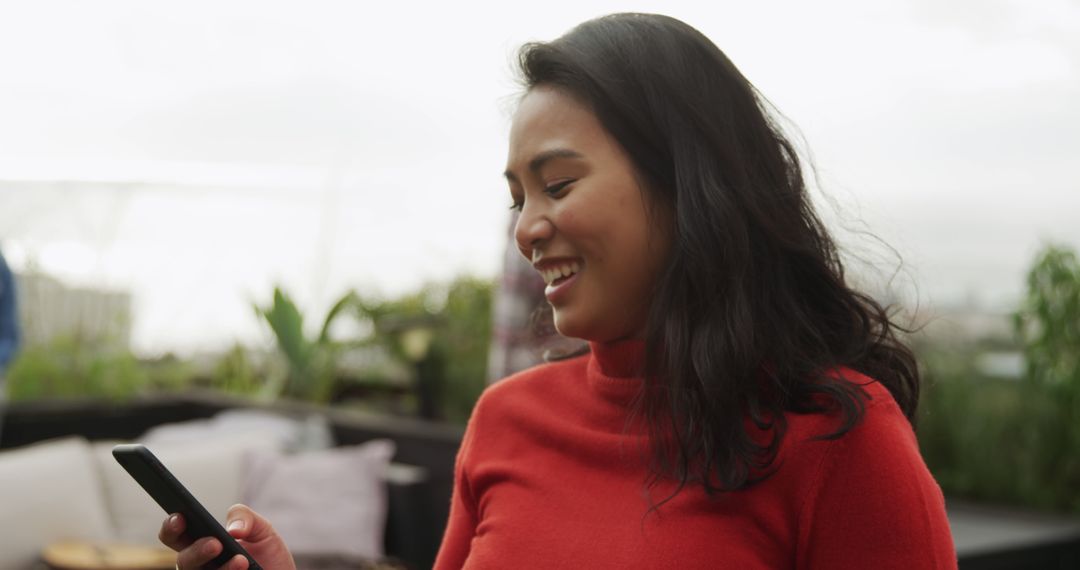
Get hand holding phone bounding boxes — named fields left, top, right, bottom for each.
left=112, top=444, right=265, bottom=570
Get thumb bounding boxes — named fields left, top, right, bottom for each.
left=225, top=504, right=276, bottom=543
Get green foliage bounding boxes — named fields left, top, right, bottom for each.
left=255, top=287, right=358, bottom=403
left=4, top=335, right=147, bottom=401
left=211, top=343, right=263, bottom=396
left=1014, top=245, right=1080, bottom=511
left=346, top=276, right=494, bottom=423
left=917, top=243, right=1080, bottom=513
left=1015, top=246, right=1080, bottom=389
left=917, top=346, right=1031, bottom=504
left=140, top=353, right=199, bottom=393
left=439, top=277, right=494, bottom=423
left=4, top=275, right=495, bottom=425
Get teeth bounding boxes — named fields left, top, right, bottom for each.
left=541, top=262, right=581, bottom=285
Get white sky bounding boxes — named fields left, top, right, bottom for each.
left=0, top=0, right=1078, bottom=355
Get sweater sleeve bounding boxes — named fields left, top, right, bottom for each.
left=433, top=398, right=481, bottom=569
left=795, top=396, right=958, bottom=570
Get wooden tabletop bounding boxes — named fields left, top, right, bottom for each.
left=42, top=541, right=175, bottom=570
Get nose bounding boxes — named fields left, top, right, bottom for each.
left=513, top=202, right=555, bottom=260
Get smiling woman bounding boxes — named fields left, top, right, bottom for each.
left=159, top=12, right=957, bottom=570
left=436, top=13, right=957, bottom=570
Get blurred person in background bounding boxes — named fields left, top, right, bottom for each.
left=161, top=13, right=957, bottom=569
left=486, top=210, right=584, bottom=384
left=0, top=245, right=20, bottom=443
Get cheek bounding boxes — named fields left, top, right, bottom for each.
left=561, top=208, right=578, bottom=228
left=555, top=208, right=612, bottom=265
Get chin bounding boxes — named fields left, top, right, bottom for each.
left=552, top=310, right=590, bottom=341
left=554, top=307, right=647, bottom=343
left=553, top=311, right=620, bottom=343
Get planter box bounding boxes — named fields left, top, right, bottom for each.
left=951, top=499, right=1080, bottom=569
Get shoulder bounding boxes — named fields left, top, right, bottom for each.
left=828, top=369, right=925, bottom=479
left=791, top=370, right=956, bottom=568
left=786, top=367, right=914, bottom=446
left=780, top=368, right=927, bottom=495
left=787, top=367, right=937, bottom=508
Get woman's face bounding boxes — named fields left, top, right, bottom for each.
left=505, top=86, right=671, bottom=342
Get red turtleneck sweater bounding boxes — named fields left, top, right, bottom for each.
left=434, top=341, right=957, bottom=569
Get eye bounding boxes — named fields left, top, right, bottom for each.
left=509, top=192, right=524, bottom=212
left=544, top=179, right=574, bottom=197
left=508, top=180, right=573, bottom=212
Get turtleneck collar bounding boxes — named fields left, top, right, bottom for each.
left=588, top=339, right=647, bottom=378
left=585, top=339, right=647, bottom=404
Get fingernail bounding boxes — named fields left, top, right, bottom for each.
left=227, top=519, right=244, bottom=532
left=169, top=514, right=180, bottom=529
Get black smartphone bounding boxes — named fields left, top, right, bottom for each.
left=112, top=444, right=264, bottom=570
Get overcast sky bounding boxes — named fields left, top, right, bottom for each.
left=1, top=0, right=1078, bottom=354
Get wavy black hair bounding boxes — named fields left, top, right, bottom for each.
left=516, top=13, right=920, bottom=499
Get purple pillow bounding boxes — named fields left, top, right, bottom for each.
left=242, top=440, right=396, bottom=560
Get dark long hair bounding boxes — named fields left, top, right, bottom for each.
left=516, top=13, right=920, bottom=498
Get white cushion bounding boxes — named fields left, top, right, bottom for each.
left=0, top=437, right=115, bottom=569
left=93, top=433, right=282, bottom=545
left=142, top=410, right=334, bottom=453
left=242, top=440, right=395, bottom=559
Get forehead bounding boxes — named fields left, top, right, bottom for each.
left=506, top=86, right=607, bottom=170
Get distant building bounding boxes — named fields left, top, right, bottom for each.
left=914, top=305, right=1016, bottom=345
left=975, top=351, right=1025, bottom=380
left=914, top=304, right=1025, bottom=380
left=14, top=271, right=132, bottom=349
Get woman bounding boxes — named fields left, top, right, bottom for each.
left=161, top=13, right=957, bottom=569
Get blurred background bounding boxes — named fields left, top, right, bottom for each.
left=1, top=0, right=1079, bottom=552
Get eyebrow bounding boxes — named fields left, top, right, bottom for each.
left=503, top=148, right=584, bottom=183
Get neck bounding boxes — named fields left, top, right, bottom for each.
left=588, top=338, right=647, bottom=379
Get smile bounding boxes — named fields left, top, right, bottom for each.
left=540, top=261, right=581, bottom=286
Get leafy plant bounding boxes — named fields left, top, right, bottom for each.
left=1015, top=245, right=1080, bottom=389
left=4, top=334, right=147, bottom=401
left=4, top=275, right=495, bottom=425
left=210, top=343, right=263, bottom=396
left=438, top=276, right=494, bottom=423
left=916, top=243, right=1080, bottom=513
left=1013, top=244, right=1080, bottom=510
left=341, top=276, right=494, bottom=423
left=255, top=287, right=359, bottom=403
left=917, top=347, right=1029, bottom=503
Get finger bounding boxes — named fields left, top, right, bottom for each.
left=176, top=537, right=222, bottom=570
left=158, top=513, right=194, bottom=551
left=225, top=504, right=277, bottom=543
left=222, top=554, right=250, bottom=570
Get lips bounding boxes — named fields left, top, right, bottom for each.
left=545, top=269, right=579, bottom=304
left=534, top=258, right=583, bottom=305
left=540, top=260, right=581, bottom=286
